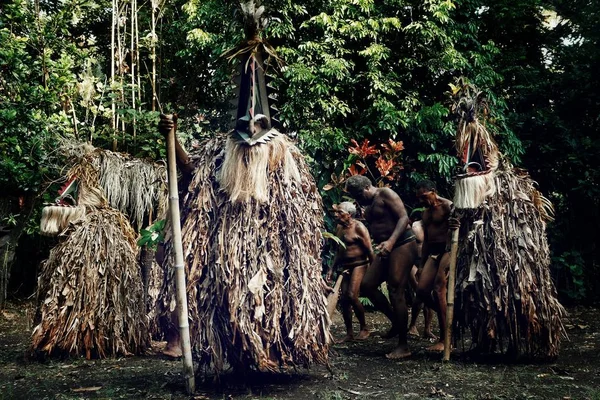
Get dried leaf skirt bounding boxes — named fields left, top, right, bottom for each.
left=32, top=209, right=149, bottom=358
left=158, top=135, right=331, bottom=373
left=454, top=167, right=566, bottom=358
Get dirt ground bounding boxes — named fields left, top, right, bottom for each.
left=1, top=302, right=600, bottom=400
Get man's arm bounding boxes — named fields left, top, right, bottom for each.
left=420, top=219, right=430, bottom=268
left=158, top=114, right=194, bottom=177
left=381, top=188, right=409, bottom=244
left=356, top=221, right=375, bottom=263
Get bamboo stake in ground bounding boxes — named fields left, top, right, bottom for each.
left=443, top=226, right=460, bottom=361
left=164, top=114, right=195, bottom=394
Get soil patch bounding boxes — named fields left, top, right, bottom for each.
left=1, top=302, right=599, bottom=399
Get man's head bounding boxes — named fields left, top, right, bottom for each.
left=333, top=201, right=356, bottom=224
left=345, top=175, right=374, bottom=205
left=415, top=180, right=437, bottom=207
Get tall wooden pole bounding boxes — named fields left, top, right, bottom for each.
left=165, top=114, right=195, bottom=393
left=443, top=227, right=460, bottom=361
left=111, top=0, right=117, bottom=151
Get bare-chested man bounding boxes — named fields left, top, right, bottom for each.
left=407, top=217, right=435, bottom=339
left=415, top=180, right=452, bottom=352
left=345, top=175, right=418, bottom=359
left=326, top=202, right=374, bottom=342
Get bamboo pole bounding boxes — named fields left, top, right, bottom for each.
left=165, top=114, right=195, bottom=393
left=326, top=273, right=345, bottom=317
left=131, top=0, right=137, bottom=149
left=151, top=0, right=157, bottom=112
left=443, top=227, right=460, bottom=362
left=111, top=0, right=117, bottom=151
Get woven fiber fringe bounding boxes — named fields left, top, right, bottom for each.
left=58, top=142, right=168, bottom=230
left=454, top=161, right=566, bottom=358
left=32, top=208, right=149, bottom=359
left=157, top=133, right=331, bottom=373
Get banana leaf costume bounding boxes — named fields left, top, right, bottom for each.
left=156, top=2, right=330, bottom=373
left=451, top=83, right=565, bottom=358
left=32, top=146, right=167, bottom=358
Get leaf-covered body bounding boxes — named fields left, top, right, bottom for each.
left=157, top=132, right=330, bottom=373
left=32, top=208, right=149, bottom=358
left=33, top=145, right=166, bottom=358
left=452, top=83, right=565, bottom=358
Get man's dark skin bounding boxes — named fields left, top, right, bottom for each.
left=407, top=219, right=435, bottom=339
left=326, top=203, right=373, bottom=343
left=345, top=175, right=417, bottom=359
left=415, top=181, right=453, bottom=352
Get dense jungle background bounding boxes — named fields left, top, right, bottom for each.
left=0, top=0, right=599, bottom=307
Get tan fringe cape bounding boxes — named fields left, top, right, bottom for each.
left=31, top=146, right=162, bottom=358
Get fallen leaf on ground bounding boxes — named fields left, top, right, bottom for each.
left=71, top=386, right=102, bottom=392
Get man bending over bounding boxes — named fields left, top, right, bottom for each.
left=345, top=175, right=418, bottom=359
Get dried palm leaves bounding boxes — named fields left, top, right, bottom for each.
left=32, top=208, right=149, bottom=359
left=454, top=161, right=566, bottom=358
left=157, top=132, right=331, bottom=373
left=54, top=142, right=168, bottom=230
left=451, top=81, right=565, bottom=358
left=32, top=143, right=164, bottom=358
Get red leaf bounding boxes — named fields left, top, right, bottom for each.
left=349, top=139, right=379, bottom=158
left=382, top=139, right=404, bottom=153
left=375, top=157, right=396, bottom=177
left=348, top=164, right=366, bottom=176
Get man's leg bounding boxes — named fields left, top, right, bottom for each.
left=338, top=275, right=354, bottom=343
left=416, top=256, right=439, bottom=311
left=408, top=265, right=422, bottom=336
left=423, top=306, right=436, bottom=339
left=163, top=314, right=182, bottom=358
left=348, top=265, right=370, bottom=340
left=360, top=256, right=395, bottom=333
left=427, top=252, right=450, bottom=351
left=385, top=241, right=417, bottom=359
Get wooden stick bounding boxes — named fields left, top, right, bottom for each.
left=443, top=227, right=460, bottom=361
left=165, top=114, right=195, bottom=394
left=327, top=273, right=345, bottom=317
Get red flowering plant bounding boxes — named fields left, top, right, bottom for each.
left=324, top=138, right=405, bottom=192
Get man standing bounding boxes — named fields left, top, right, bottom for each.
left=345, top=175, right=417, bottom=359
left=415, top=180, right=452, bottom=352
left=326, top=202, right=374, bottom=343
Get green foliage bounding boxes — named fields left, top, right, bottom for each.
left=1, top=0, right=599, bottom=301
left=137, top=219, right=166, bottom=250
left=322, top=231, right=346, bottom=249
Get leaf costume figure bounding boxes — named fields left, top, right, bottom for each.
left=451, top=82, right=566, bottom=358
left=32, top=145, right=167, bottom=358
left=156, top=1, right=331, bottom=373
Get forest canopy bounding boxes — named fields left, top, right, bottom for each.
left=0, top=0, right=598, bottom=303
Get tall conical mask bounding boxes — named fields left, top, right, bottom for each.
left=225, top=1, right=281, bottom=146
